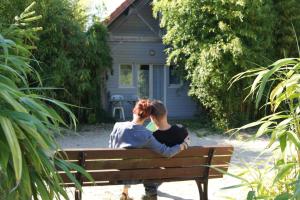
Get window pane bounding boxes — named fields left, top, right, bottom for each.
left=138, top=65, right=150, bottom=98
left=169, top=65, right=181, bottom=85
left=120, top=65, right=133, bottom=87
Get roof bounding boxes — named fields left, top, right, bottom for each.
left=104, top=0, right=137, bottom=26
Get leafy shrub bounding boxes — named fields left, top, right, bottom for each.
left=0, top=4, right=91, bottom=199
left=153, top=0, right=300, bottom=130
left=153, top=0, right=276, bottom=129
left=0, top=0, right=113, bottom=124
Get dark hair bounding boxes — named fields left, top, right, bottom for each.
left=150, top=100, right=167, bottom=119
left=132, top=99, right=152, bottom=119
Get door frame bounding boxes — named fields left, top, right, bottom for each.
left=163, top=65, right=167, bottom=106
left=137, top=64, right=166, bottom=105
left=149, top=64, right=153, bottom=99
left=137, top=64, right=153, bottom=99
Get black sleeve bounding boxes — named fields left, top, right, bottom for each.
left=173, top=124, right=188, bottom=143
left=178, top=126, right=188, bottom=142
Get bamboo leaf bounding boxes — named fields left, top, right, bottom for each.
left=294, top=175, right=300, bottom=200
left=251, top=70, right=268, bottom=96
left=56, top=158, right=94, bottom=183
left=256, top=121, right=274, bottom=138
left=274, top=192, right=291, bottom=200
left=0, top=117, right=22, bottom=183
left=20, top=158, right=32, bottom=198
left=0, top=140, right=10, bottom=170
left=0, top=90, right=27, bottom=113
left=287, top=131, right=300, bottom=149
left=279, top=133, right=287, bottom=152
left=273, top=163, right=296, bottom=184
left=34, top=175, right=51, bottom=200
left=233, top=121, right=266, bottom=132
left=209, top=166, right=250, bottom=184
left=270, top=58, right=299, bottom=67
left=247, top=191, right=255, bottom=200
left=55, top=160, right=82, bottom=190
left=270, top=81, right=285, bottom=103
left=221, top=183, right=248, bottom=190
left=255, top=58, right=299, bottom=108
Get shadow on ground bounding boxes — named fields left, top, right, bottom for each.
left=158, top=191, right=194, bottom=200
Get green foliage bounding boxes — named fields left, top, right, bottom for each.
left=153, top=0, right=275, bottom=129
left=170, top=117, right=210, bottom=130
left=0, top=4, right=92, bottom=199
left=273, top=0, right=300, bottom=58
left=0, top=0, right=113, bottom=124
left=82, top=22, right=113, bottom=123
left=153, top=0, right=300, bottom=129
left=33, top=0, right=112, bottom=123
left=228, top=57, right=300, bottom=199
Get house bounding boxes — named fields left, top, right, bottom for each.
left=105, top=0, right=198, bottom=119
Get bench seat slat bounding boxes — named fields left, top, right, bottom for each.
left=59, top=166, right=228, bottom=184
left=84, top=156, right=231, bottom=170
left=57, top=155, right=231, bottom=171
left=84, top=157, right=209, bottom=170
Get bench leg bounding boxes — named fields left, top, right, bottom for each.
left=203, top=181, right=208, bottom=200
left=75, top=189, right=82, bottom=200
left=196, top=180, right=208, bottom=200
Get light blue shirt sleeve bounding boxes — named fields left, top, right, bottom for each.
left=108, top=124, right=117, bottom=148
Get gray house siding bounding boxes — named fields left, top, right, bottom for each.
left=108, top=42, right=166, bottom=64
left=109, top=1, right=160, bottom=37
left=106, top=0, right=197, bottom=119
left=109, top=14, right=158, bottom=37
left=152, top=65, right=164, bottom=101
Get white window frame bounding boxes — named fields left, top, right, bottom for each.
left=168, top=66, right=183, bottom=88
left=119, top=64, right=134, bottom=88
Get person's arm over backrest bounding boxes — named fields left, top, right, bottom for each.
left=109, top=123, right=118, bottom=148
left=143, top=133, right=181, bottom=158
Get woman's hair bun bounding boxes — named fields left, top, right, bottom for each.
left=132, top=99, right=152, bottom=119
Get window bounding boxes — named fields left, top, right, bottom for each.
left=138, top=65, right=150, bottom=98
left=119, top=64, right=133, bottom=87
left=169, top=65, right=181, bottom=86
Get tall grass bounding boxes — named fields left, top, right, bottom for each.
left=0, top=2, right=91, bottom=199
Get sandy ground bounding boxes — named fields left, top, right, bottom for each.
left=56, top=125, right=272, bottom=200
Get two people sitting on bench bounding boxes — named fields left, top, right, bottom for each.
left=109, top=99, right=190, bottom=200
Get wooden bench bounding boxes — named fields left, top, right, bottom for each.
left=56, top=145, right=233, bottom=200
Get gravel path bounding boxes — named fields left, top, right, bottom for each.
left=56, top=125, right=271, bottom=200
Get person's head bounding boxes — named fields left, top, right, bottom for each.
left=150, top=100, right=167, bottom=126
left=132, top=99, right=152, bottom=123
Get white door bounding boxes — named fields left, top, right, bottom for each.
left=137, top=64, right=166, bottom=103
left=138, top=65, right=150, bottom=98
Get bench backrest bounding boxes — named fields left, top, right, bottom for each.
left=56, top=146, right=233, bottom=187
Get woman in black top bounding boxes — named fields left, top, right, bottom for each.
left=142, top=100, right=190, bottom=200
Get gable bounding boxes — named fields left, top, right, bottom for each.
left=108, top=0, right=161, bottom=38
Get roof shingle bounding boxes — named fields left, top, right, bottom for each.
left=104, top=0, right=137, bottom=26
